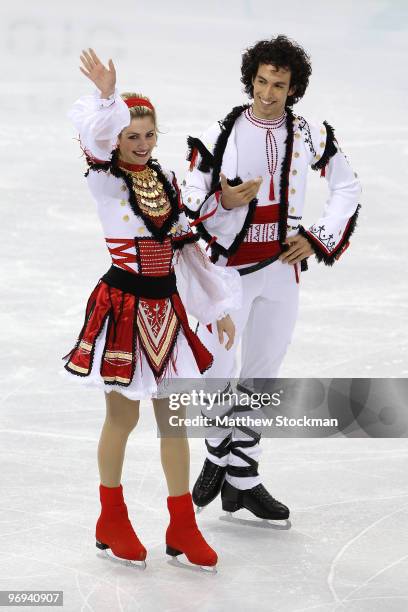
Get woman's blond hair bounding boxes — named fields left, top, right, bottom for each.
left=120, top=92, right=157, bottom=130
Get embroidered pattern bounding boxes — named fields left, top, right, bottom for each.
left=309, top=224, right=336, bottom=251
left=244, top=222, right=279, bottom=243
left=136, top=237, right=173, bottom=276
left=296, top=116, right=316, bottom=156
left=136, top=298, right=179, bottom=376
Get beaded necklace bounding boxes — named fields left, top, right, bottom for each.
left=244, top=107, right=286, bottom=202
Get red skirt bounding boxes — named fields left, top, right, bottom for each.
left=63, top=275, right=213, bottom=387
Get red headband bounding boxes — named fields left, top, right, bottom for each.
left=124, top=96, right=154, bottom=111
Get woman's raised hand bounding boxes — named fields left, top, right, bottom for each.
left=79, top=48, right=116, bottom=99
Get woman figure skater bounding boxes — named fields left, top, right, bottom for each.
left=64, top=49, right=241, bottom=570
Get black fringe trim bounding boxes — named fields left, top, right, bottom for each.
left=188, top=104, right=255, bottom=259
left=192, top=178, right=258, bottom=260
left=184, top=205, right=200, bottom=220
left=172, top=232, right=200, bottom=250
left=84, top=159, right=111, bottom=178
left=186, top=137, right=214, bottom=173
left=278, top=107, right=295, bottom=246
left=311, top=121, right=338, bottom=171
left=298, top=204, right=361, bottom=266
left=86, top=151, right=180, bottom=242
left=210, top=104, right=250, bottom=191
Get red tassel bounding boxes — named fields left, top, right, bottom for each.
left=320, top=165, right=326, bottom=178
left=269, top=176, right=275, bottom=201
left=189, top=148, right=198, bottom=171
left=294, top=263, right=299, bottom=284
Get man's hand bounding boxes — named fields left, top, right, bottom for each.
left=279, top=233, right=315, bottom=264
left=220, top=173, right=262, bottom=209
left=79, top=48, right=116, bottom=99
left=216, top=315, right=235, bottom=350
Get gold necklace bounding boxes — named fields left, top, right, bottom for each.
left=125, top=167, right=171, bottom=218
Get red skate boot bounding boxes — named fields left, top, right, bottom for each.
left=95, top=484, right=146, bottom=567
left=166, top=492, right=217, bottom=570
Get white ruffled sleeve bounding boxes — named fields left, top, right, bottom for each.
left=174, top=242, right=242, bottom=325
left=68, top=89, right=131, bottom=161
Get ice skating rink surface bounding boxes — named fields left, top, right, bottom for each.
left=1, top=1, right=407, bottom=610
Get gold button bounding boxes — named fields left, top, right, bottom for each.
left=290, top=188, right=296, bottom=194
left=295, top=133, right=300, bottom=139
left=121, top=185, right=127, bottom=191
left=123, top=215, right=129, bottom=222
left=138, top=227, right=145, bottom=234
left=120, top=200, right=127, bottom=207
left=320, top=128, right=325, bottom=134
left=315, top=154, right=321, bottom=161
left=290, top=207, right=295, bottom=213
left=187, top=197, right=192, bottom=203
left=320, top=142, right=325, bottom=148
left=294, top=152, right=299, bottom=158
left=292, top=169, right=297, bottom=175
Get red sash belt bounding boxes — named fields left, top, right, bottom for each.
left=252, top=204, right=280, bottom=224
left=227, top=204, right=281, bottom=266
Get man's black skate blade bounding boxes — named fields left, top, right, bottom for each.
left=219, top=511, right=292, bottom=530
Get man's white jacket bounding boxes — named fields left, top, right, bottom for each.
left=181, top=105, right=361, bottom=268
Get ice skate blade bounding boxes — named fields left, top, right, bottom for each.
left=96, top=547, right=147, bottom=569
left=220, top=512, right=291, bottom=530
left=167, top=555, right=217, bottom=574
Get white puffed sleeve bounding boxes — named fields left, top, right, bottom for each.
left=174, top=242, right=242, bottom=325
left=68, top=89, right=131, bottom=160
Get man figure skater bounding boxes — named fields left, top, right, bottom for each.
left=181, top=35, right=361, bottom=520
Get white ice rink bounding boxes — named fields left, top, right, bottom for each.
left=1, top=1, right=408, bottom=610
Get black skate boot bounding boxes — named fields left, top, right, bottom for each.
left=221, top=480, right=290, bottom=520
left=192, top=435, right=231, bottom=508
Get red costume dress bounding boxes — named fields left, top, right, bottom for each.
left=63, top=90, right=241, bottom=399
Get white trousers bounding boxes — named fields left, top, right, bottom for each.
left=198, top=259, right=300, bottom=490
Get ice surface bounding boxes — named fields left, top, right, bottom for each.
left=1, top=1, right=407, bottom=610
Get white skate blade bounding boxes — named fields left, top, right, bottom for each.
left=97, top=547, right=147, bottom=569
left=220, top=512, right=291, bottom=530
left=167, top=554, right=217, bottom=574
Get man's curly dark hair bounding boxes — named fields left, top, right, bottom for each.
left=241, top=35, right=312, bottom=107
